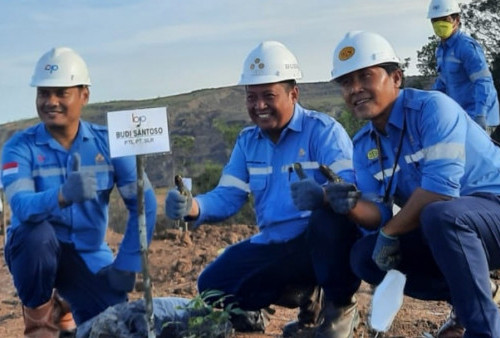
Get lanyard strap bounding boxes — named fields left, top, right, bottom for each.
left=375, top=116, right=406, bottom=204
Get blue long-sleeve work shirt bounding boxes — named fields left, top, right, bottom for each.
left=195, top=103, right=355, bottom=244
left=1, top=120, right=157, bottom=273
left=433, top=30, right=499, bottom=127
left=353, top=89, right=500, bottom=228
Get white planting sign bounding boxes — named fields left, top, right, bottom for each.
left=107, top=107, right=170, bottom=158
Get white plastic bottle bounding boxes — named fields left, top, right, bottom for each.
left=370, top=269, right=407, bottom=332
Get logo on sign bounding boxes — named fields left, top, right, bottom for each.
left=132, top=113, right=146, bottom=127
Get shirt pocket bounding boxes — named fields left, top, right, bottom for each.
left=248, top=164, right=269, bottom=193
left=447, top=61, right=462, bottom=74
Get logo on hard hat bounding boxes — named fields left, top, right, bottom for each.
left=249, top=58, right=265, bottom=71
left=44, top=64, right=59, bottom=74
left=338, top=47, right=355, bottom=61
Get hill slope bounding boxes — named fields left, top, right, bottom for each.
left=0, top=77, right=432, bottom=190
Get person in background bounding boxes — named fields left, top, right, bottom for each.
left=428, top=0, right=499, bottom=134
left=165, top=40, right=361, bottom=337
left=1, top=47, right=157, bottom=337
left=330, top=30, right=500, bottom=337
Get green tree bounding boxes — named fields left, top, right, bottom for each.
left=334, top=109, right=367, bottom=137
left=194, top=161, right=224, bottom=194
left=213, top=119, right=246, bottom=145
left=416, top=36, right=439, bottom=77
left=493, top=55, right=500, bottom=94
left=401, top=57, right=411, bottom=73
left=212, top=119, right=248, bottom=157
left=460, top=0, right=500, bottom=65
left=171, top=134, right=196, bottom=172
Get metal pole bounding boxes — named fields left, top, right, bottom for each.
left=1, top=190, right=6, bottom=245
left=136, top=155, right=155, bottom=338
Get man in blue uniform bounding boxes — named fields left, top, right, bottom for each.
left=165, top=41, right=361, bottom=337
left=428, top=0, right=499, bottom=133
left=1, top=47, right=157, bottom=337
left=329, top=30, right=500, bottom=337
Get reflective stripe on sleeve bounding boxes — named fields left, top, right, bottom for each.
left=404, top=142, right=465, bottom=164
left=469, top=68, right=492, bottom=82
left=218, top=174, right=250, bottom=193
left=5, top=178, right=35, bottom=200
left=118, top=175, right=153, bottom=199
left=87, top=165, right=115, bottom=174
left=328, top=159, right=353, bottom=174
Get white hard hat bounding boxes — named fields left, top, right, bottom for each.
left=331, top=31, right=400, bottom=81
left=427, top=0, right=460, bottom=19
left=30, top=47, right=91, bottom=87
left=239, top=41, right=302, bottom=85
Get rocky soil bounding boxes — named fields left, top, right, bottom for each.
left=0, top=224, right=465, bottom=337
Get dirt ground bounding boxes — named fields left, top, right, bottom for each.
left=0, top=224, right=464, bottom=337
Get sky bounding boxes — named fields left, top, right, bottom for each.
left=0, top=0, right=452, bottom=125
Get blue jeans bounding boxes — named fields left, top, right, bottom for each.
left=4, top=220, right=127, bottom=324
left=197, top=207, right=361, bottom=309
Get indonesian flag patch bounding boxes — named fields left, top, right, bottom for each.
left=2, top=161, right=19, bottom=176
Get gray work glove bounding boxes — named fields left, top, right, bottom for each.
left=290, top=178, right=324, bottom=210
left=324, top=182, right=360, bottom=214
left=60, top=153, right=97, bottom=204
left=97, top=265, right=136, bottom=292
left=165, top=189, right=192, bottom=220
left=372, top=229, right=401, bottom=271
left=473, top=115, right=487, bottom=130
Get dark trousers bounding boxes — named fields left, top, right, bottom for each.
left=197, top=207, right=361, bottom=310
left=351, top=193, right=500, bottom=337
left=4, top=220, right=127, bottom=325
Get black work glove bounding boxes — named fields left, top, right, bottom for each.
left=290, top=178, right=325, bottom=210
left=324, top=182, right=360, bottom=214
left=372, top=229, right=401, bottom=271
